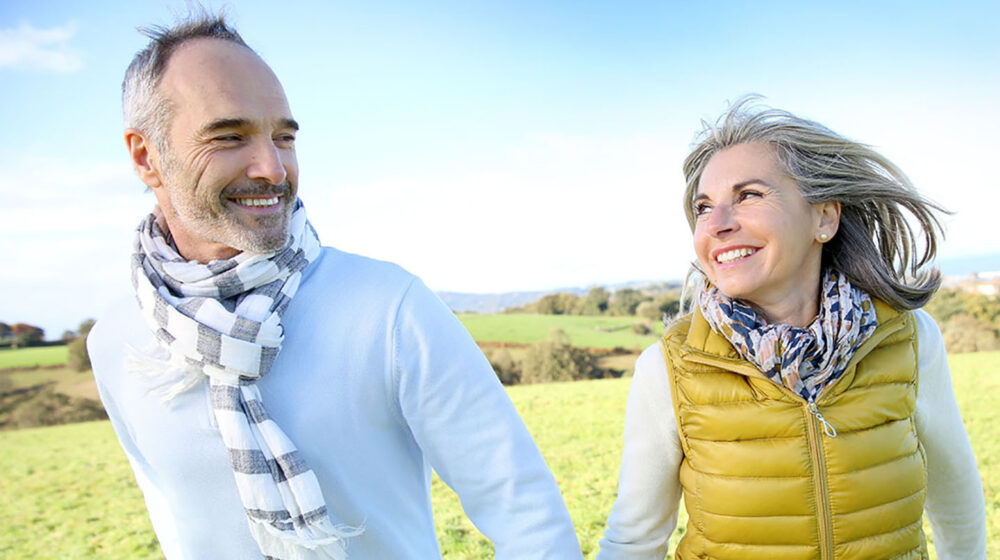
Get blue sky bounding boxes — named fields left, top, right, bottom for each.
left=1, top=1, right=998, bottom=336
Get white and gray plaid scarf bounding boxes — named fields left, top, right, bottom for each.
left=129, top=199, right=361, bottom=559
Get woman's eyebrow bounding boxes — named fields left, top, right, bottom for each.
left=694, top=179, right=770, bottom=203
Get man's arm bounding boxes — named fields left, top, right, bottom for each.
left=89, top=324, right=184, bottom=559
left=390, top=278, right=582, bottom=559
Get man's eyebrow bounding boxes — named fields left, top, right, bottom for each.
left=200, top=118, right=251, bottom=135
left=199, top=118, right=300, bottom=135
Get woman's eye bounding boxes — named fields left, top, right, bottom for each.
left=694, top=203, right=712, bottom=216
left=738, top=189, right=762, bottom=201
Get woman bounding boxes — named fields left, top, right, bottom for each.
left=598, top=98, right=986, bottom=560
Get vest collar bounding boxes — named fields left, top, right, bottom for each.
left=674, top=299, right=910, bottom=402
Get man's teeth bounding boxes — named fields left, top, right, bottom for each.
left=716, top=248, right=757, bottom=264
left=234, top=197, right=279, bottom=207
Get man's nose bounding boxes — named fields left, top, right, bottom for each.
left=246, top=139, right=287, bottom=185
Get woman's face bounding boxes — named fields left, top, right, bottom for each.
left=693, top=142, right=834, bottom=321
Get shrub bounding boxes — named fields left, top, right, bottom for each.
left=485, top=347, right=521, bottom=385
left=631, top=322, right=652, bottom=335
left=635, top=301, right=661, bottom=322
left=67, top=336, right=91, bottom=372
left=5, top=386, right=107, bottom=429
left=520, top=329, right=606, bottom=384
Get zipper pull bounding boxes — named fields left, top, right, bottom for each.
left=808, top=401, right=838, bottom=438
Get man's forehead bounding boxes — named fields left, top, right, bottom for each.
left=159, top=38, right=291, bottom=123
left=161, top=38, right=281, bottom=95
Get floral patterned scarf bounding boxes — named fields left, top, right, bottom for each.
left=698, top=269, right=878, bottom=403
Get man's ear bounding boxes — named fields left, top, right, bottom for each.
left=125, top=128, right=163, bottom=189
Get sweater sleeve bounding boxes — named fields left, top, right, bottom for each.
left=597, top=343, right=684, bottom=560
left=391, top=278, right=582, bottom=559
left=912, top=309, right=987, bottom=559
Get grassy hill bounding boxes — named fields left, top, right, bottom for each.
left=0, top=345, right=68, bottom=369
left=457, top=313, right=658, bottom=350
left=1, top=351, right=997, bottom=558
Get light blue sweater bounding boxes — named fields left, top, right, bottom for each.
left=90, top=247, right=583, bottom=559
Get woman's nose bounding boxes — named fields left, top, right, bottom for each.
left=705, top=204, right=739, bottom=236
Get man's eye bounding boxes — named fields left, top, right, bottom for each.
left=275, top=134, right=296, bottom=144
left=214, top=135, right=242, bottom=142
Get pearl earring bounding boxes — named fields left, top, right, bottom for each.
left=818, top=232, right=829, bottom=241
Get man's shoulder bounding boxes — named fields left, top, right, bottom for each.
left=87, top=294, right=149, bottom=384
left=89, top=295, right=143, bottom=344
left=304, top=246, right=420, bottom=294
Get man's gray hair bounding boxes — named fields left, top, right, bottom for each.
left=681, top=95, right=947, bottom=311
left=122, top=11, right=252, bottom=152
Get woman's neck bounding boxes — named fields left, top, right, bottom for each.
left=750, top=283, right=822, bottom=328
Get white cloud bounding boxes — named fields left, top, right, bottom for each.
left=0, top=22, right=83, bottom=73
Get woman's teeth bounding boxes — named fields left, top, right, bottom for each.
left=716, top=248, right=757, bottom=264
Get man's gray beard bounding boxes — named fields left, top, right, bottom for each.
left=158, top=146, right=296, bottom=256
left=183, top=193, right=294, bottom=255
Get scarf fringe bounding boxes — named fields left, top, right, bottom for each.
left=248, top=519, right=364, bottom=560
left=125, top=342, right=204, bottom=403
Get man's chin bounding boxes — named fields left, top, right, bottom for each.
left=239, top=232, right=291, bottom=254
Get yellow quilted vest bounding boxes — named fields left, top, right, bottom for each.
left=662, top=300, right=927, bottom=560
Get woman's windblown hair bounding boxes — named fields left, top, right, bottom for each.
left=681, top=95, right=947, bottom=311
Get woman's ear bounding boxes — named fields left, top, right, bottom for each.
left=816, top=200, right=841, bottom=242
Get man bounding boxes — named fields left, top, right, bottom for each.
left=89, top=14, right=582, bottom=559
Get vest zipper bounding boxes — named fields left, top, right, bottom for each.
left=805, top=401, right=835, bottom=560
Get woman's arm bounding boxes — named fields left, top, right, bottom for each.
left=597, top=343, right=684, bottom=559
left=913, top=309, right=987, bottom=559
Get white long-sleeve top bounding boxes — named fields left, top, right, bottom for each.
left=597, top=309, right=986, bottom=560
left=90, top=247, right=582, bottom=559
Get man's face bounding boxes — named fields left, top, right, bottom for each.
left=151, top=38, right=299, bottom=262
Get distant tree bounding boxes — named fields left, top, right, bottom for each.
left=610, top=288, right=647, bottom=316
left=0, top=322, right=12, bottom=340
left=532, top=293, right=580, bottom=315
left=61, top=330, right=79, bottom=342
left=925, top=288, right=1000, bottom=326
left=941, top=314, right=1000, bottom=354
left=10, top=323, right=44, bottom=348
left=78, top=319, right=96, bottom=337
left=67, top=318, right=97, bottom=372
left=576, top=287, right=610, bottom=316
left=654, top=293, right=681, bottom=319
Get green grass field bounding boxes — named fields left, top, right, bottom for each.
left=0, top=345, right=69, bottom=369
left=458, top=313, right=659, bottom=350
left=1, top=351, right=996, bottom=558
